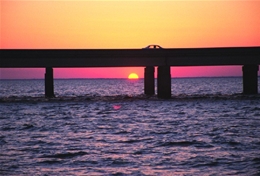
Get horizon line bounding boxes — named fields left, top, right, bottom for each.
left=0, top=76, right=253, bottom=81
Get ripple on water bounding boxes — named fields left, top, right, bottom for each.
left=0, top=94, right=260, bottom=175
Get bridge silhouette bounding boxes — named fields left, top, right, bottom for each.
left=1, top=47, right=260, bottom=98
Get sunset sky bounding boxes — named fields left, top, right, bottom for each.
left=1, top=0, right=260, bottom=79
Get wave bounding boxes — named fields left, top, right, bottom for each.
left=40, top=151, right=88, bottom=159
left=0, top=93, right=259, bottom=103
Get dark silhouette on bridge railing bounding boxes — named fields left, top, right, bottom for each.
left=1, top=46, right=260, bottom=98
left=142, top=45, right=163, bottom=49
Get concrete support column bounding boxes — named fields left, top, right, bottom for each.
left=45, top=67, right=55, bottom=97
left=144, top=66, right=155, bottom=95
left=157, top=66, right=171, bottom=99
left=242, top=65, right=259, bottom=94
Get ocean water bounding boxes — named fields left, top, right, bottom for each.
left=0, top=78, right=260, bottom=175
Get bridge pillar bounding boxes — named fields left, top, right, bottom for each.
left=157, top=66, right=171, bottom=99
left=144, top=66, right=155, bottom=95
left=242, top=65, right=259, bottom=94
left=45, top=67, right=55, bottom=98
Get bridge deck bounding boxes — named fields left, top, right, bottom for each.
left=1, top=47, right=260, bottom=68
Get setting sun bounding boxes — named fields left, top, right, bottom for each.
left=128, top=73, right=139, bottom=79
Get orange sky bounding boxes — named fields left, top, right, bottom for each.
left=1, top=0, right=260, bottom=78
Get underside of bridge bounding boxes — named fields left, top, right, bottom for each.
left=45, top=65, right=259, bottom=98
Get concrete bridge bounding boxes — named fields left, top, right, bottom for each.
left=1, top=47, right=260, bottom=98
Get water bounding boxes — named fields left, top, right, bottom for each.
left=0, top=78, right=260, bottom=175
